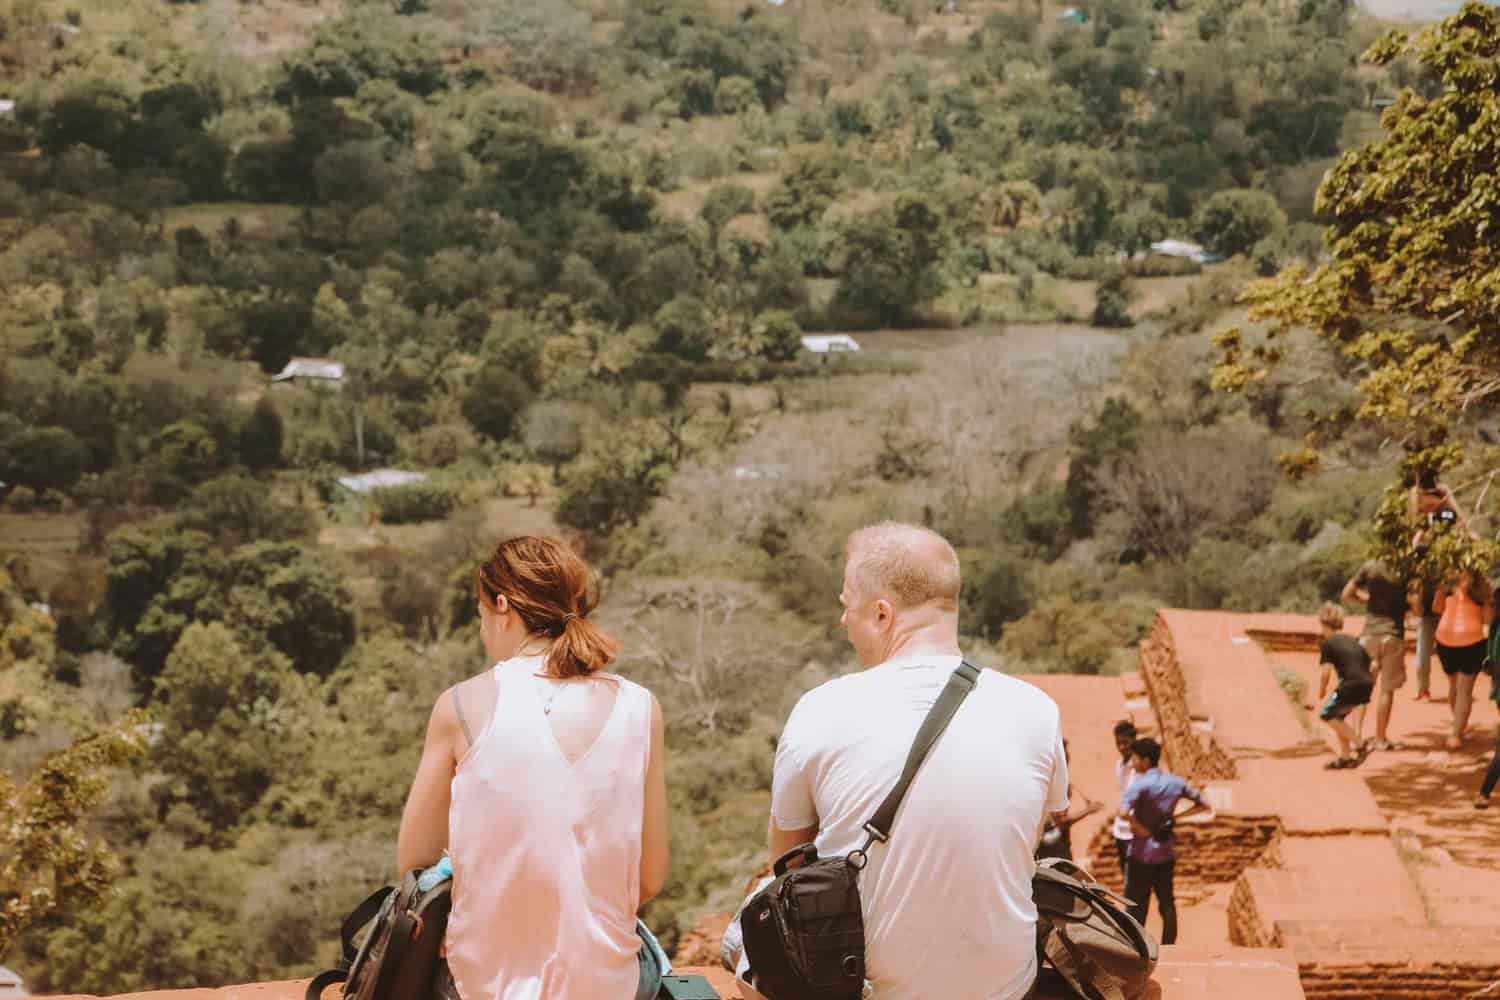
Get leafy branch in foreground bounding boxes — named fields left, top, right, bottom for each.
left=1213, top=2, right=1500, bottom=489
left=0, top=712, right=150, bottom=956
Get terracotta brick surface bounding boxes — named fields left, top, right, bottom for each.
left=1223, top=762, right=1387, bottom=836
left=1142, top=610, right=1500, bottom=1000
left=41, top=949, right=1309, bottom=1000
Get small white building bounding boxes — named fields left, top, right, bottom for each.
left=0, top=101, right=15, bottom=118
left=271, top=357, right=346, bottom=385
left=800, top=334, right=862, bottom=354
left=0, top=965, right=27, bottom=997
left=336, top=469, right=428, bottom=494
left=1149, top=239, right=1221, bottom=265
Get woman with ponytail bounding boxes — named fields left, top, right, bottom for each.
left=397, top=536, right=670, bottom=1000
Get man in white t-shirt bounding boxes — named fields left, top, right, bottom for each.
left=1112, top=719, right=1139, bottom=872
left=742, top=521, right=1069, bottom=1000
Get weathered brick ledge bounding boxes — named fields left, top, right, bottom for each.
left=43, top=947, right=1309, bottom=1000
left=1140, top=609, right=1500, bottom=1000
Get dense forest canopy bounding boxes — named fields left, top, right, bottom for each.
left=0, top=0, right=1480, bottom=990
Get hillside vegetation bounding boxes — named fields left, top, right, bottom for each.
left=0, top=0, right=1450, bottom=989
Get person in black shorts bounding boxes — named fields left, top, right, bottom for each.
left=1316, top=602, right=1374, bottom=769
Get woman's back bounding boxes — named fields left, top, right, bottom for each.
left=446, top=655, right=654, bottom=1000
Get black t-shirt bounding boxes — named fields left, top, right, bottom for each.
left=1355, top=560, right=1407, bottom=635
left=1321, top=634, right=1374, bottom=691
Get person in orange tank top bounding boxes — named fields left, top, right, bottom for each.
left=1432, top=570, right=1494, bottom=752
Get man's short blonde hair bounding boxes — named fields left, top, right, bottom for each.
left=1318, top=601, right=1345, bottom=631
left=845, top=521, right=961, bottom=611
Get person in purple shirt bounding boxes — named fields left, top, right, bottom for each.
left=1119, top=738, right=1210, bottom=945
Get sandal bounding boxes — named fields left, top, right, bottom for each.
left=1324, top=756, right=1357, bottom=769
left=1366, top=739, right=1405, bottom=752
left=1477, top=796, right=1491, bottom=810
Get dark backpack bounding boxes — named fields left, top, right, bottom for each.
left=306, top=869, right=452, bottom=1000
left=1034, top=858, right=1158, bottom=1000
left=741, top=661, right=981, bottom=1000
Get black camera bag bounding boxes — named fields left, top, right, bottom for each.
left=741, top=661, right=981, bottom=1000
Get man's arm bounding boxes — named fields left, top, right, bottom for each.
left=1057, top=793, right=1103, bottom=829
left=766, top=695, right=819, bottom=869
left=1173, top=785, right=1213, bottom=822
left=1341, top=577, right=1366, bottom=606
left=768, top=817, right=819, bottom=868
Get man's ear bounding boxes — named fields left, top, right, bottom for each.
left=874, top=598, right=895, bottom=627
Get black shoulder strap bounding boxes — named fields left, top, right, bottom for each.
left=862, top=659, right=982, bottom=846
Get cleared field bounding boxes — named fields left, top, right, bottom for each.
left=164, top=202, right=300, bottom=239
left=0, top=511, right=84, bottom=555
left=0, top=511, right=86, bottom=591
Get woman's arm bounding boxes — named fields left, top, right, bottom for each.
left=1432, top=586, right=1449, bottom=617
left=638, top=693, right=670, bottom=908
left=396, top=691, right=461, bottom=874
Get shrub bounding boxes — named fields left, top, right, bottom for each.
left=715, top=76, right=759, bottom=114
left=371, top=482, right=457, bottom=524
left=1193, top=188, right=1288, bottom=258
left=1000, top=597, right=1137, bottom=674
left=1091, top=271, right=1137, bottom=328
left=461, top=364, right=535, bottom=442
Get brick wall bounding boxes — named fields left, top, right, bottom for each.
left=1137, top=614, right=1237, bottom=783
left=1280, top=924, right=1500, bottom=1000
left=1085, top=816, right=1283, bottom=894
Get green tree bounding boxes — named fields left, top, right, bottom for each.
left=238, top=397, right=284, bottom=472
left=556, top=414, right=691, bottom=533
left=519, top=401, right=584, bottom=482
left=461, top=364, right=535, bottom=442
left=152, top=623, right=288, bottom=831
left=1213, top=3, right=1500, bottom=563
left=653, top=295, right=714, bottom=362
left=963, top=547, right=1035, bottom=638
left=1065, top=397, right=1144, bottom=536
left=763, top=145, right=842, bottom=230
left=181, top=474, right=314, bottom=546
left=0, top=713, right=148, bottom=953
left=1091, top=270, right=1137, bottom=328
left=1000, top=597, right=1137, bottom=673
left=224, top=542, right=357, bottom=677
left=834, top=194, right=952, bottom=326
left=0, top=425, right=90, bottom=491
left=701, top=183, right=756, bottom=240
left=1193, top=188, right=1287, bottom=258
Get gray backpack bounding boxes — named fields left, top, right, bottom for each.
left=1033, top=858, right=1158, bottom=1000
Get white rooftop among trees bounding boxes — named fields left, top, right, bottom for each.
left=800, top=334, right=861, bottom=353
left=271, top=358, right=346, bottom=382
left=335, top=469, right=427, bottom=494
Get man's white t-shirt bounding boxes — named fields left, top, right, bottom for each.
left=769, top=654, right=1069, bottom=1000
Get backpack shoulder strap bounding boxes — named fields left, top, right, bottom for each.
left=306, top=968, right=348, bottom=1000
left=451, top=688, right=473, bottom=748
left=863, top=659, right=982, bottom=845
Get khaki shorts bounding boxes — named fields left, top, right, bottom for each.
left=1361, top=633, right=1407, bottom=690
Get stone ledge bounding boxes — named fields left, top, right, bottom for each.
left=41, top=949, right=1308, bottom=1000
